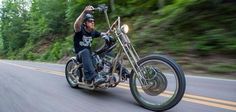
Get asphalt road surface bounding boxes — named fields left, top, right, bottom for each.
left=0, top=60, right=235, bottom=112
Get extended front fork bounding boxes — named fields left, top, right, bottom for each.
left=114, top=32, right=149, bottom=86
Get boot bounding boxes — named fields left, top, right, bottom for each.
left=93, top=74, right=105, bottom=86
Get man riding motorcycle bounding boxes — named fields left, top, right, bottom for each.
left=73, top=6, right=129, bottom=85
left=66, top=5, right=185, bottom=111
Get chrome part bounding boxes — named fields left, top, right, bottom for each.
left=141, top=67, right=167, bottom=96
left=115, top=31, right=146, bottom=85
left=140, top=59, right=180, bottom=97
left=132, top=59, right=180, bottom=107
left=104, top=8, right=111, bottom=28
left=78, top=82, right=95, bottom=90
left=66, top=59, right=80, bottom=85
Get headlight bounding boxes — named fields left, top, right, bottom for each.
left=121, top=24, right=129, bottom=33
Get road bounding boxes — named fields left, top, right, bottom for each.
left=0, top=60, right=236, bottom=112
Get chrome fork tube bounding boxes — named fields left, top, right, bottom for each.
left=115, top=32, right=147, bottom=85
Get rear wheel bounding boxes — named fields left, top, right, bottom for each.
left=129, top=55, right=186, bottom=111
left=65, top=59, right=80, bottom=88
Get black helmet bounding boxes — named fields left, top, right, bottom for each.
left=83, top=13, right=94, bottom=23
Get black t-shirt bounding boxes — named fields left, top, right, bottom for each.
left=74, top=25, right=101, bottom=53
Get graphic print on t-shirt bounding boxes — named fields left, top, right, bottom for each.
left=79, top=35, right=92, bottom=47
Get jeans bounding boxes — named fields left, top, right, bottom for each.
left=77, top=49, right=96, bottom=81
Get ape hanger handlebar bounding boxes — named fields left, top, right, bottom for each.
left=93, top=4, right=111, bottom=29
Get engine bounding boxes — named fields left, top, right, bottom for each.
left=92, top=54, right=113, bottom=74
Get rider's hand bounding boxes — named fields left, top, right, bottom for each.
left=100, top=32, right=107, bottom=36
left=102, top=34, right=110, bottom=42
left=84, top=5, right=94, bottom=13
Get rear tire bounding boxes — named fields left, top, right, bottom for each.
left=65, top=59, right=79, bottom=88
left=129, top=54, right=186, bottom=111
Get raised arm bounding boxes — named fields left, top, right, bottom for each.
left=74, top=6, right=94, bottom=32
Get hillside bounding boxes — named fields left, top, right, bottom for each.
left=0, top=0, right=236, bottom=75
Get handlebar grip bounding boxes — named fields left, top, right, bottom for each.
left=93, top=7, right=103, bottom=12
left=93, top=4, right=108, bottom=12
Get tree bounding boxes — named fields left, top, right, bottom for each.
left=0, top=0, right=29, bottom=53
left=26, top=0, right=67, bottom=43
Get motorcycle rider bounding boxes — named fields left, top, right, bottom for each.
left=74, top=6, right=106, bottom=85
left=74, top=6, right=129, bottom=85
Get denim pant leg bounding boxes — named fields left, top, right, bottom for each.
left=78, top=49, right=96, bottom=81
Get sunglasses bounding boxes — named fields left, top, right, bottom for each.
left=87, top=19, right=95, bottom=23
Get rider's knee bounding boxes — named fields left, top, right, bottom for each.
left=79, top=49, right=90, bottom=56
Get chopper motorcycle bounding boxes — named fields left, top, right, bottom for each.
left=65, top=4, right=186, bottom=111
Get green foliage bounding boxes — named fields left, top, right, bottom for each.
left=26, top=0, right=67, bottom=43
left=0, top=0, right=68, bottom=59
left=208, top=63, right=236, bottom=74
left=168, top=0, right=236, bottom=55
left=41, top=35, right=73, bottom=62
left=26, top=52, right=39, bottom=60
left=0, top=35, right=3, bottom=50
left=0, top=0, right=29, bottom=53
left=17, top=42, right=34, bottom=60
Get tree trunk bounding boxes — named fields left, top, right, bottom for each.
left=110, top=0, right=115, bottom=12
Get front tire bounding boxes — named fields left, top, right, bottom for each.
left=129, top=55, right=186, bottom=111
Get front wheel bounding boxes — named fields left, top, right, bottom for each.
left=129, top=55, right=186, bottom=111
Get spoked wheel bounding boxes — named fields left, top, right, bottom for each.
left=129, top=55, right=186, bottom=111
left=65, top=59, right=80, bottom=88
